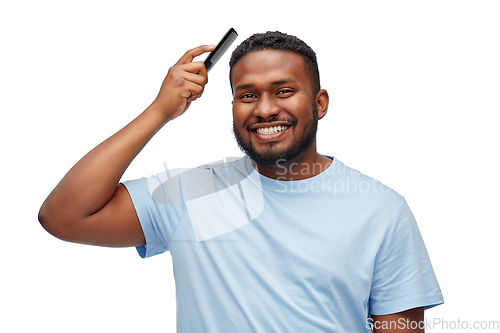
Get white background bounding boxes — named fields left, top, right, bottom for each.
left=1, top=1, right=499, bottom=332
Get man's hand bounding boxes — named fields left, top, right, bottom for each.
left=149, top=44, right=216, bottom=122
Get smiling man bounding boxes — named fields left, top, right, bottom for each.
left=39, top=31, right=443, bottom=332
left=231, top=47, right=330, bottom=180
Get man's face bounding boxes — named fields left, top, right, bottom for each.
left=231, top=50, right=319, bottom=166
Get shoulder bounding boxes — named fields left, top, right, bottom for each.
left=329, top=158, right=403, bottom=207
left=125, top=156, right=252, bottom=200
left=157, top=156, right=253, bottom=202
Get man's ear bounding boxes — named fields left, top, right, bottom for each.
left=316, top=89, right=329, bottom=119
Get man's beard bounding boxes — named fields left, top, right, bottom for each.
left=232, top=104, right=319, bottom=167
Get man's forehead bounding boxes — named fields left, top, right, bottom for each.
left=233, top=49, right=304, bottom=69
left=231, top=50, right=308, bottom=89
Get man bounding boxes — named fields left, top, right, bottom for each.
left=39, top=31, right=443, bottom=332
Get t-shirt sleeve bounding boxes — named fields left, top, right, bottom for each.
left=121, top=171, right=188, bottom=258
left=369, top=198, right=444, bottom=315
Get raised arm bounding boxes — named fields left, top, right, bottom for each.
left=38, top=45, right=215, bottom=247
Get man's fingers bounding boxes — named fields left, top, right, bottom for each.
left=178, top=61, right=207, bottom=76
left=150, top=45, right=215, bottom=120
left=175, top=44, right=216, bottom=66
left=174, top=62, right=209, bottom=87
left=180, top=80, right=204, bottom=102
left=197, top=61, right=208, bottom=84
left=178, top=71, right=207, bottom=89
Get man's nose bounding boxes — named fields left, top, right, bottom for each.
left=254, top=94, right=279, bottom=118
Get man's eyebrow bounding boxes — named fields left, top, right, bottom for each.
left=235, top=83, right=255, bottom=91
left=235, top=78, right=297, bottom=91
left=271, top=78, right=297, bottom=86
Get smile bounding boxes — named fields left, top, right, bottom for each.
left=255, top=125, right=290, bottom=135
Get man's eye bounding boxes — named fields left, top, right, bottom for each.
left=277, top=89, right=294, bottom=96
left=241, top=93, right=256, bottom=99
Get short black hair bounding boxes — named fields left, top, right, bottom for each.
left=229, top=31, right=321, bottom=95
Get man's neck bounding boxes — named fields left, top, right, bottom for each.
left=254, top=151, right=332, bottom=181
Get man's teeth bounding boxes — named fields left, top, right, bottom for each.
left=256, top=125, right=289, bottom=134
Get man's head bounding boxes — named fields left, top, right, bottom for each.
left=229, top=32, right=328, bottom=167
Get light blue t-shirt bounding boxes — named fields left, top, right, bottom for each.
left=122, top=156, right=443, bottom=332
